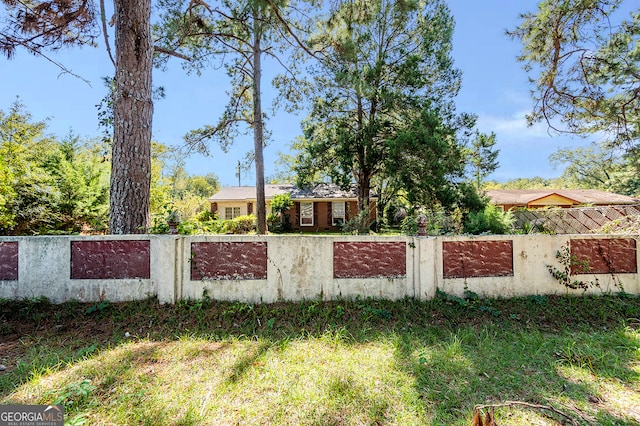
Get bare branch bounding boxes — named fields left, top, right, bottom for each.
left=100, top=0, right=115, bottom=67
left=153, top=45, right=192, bottom=61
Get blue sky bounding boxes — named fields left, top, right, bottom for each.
left=0, top=1, right=598, bottom=187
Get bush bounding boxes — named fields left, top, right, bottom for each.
left=270, top=193, right=293, bottom=215
left=267, top=213, right=279, bottom=230
left=224, top=214, right=256, bottom=234
left=195, top=210, right=216, bottom=222
left=463, top=204, right=514, bottom=235
left=401, top=215, right=418, bottom=235
left=401, top=210, right=454, bottom=236
left=341, top=208, right=372, bottom=234
left=267, top=212, right=291, bottom=233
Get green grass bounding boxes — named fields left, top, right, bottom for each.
left=1, top=293, right=639, bottom=425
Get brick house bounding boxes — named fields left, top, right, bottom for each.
left=209, top=183, right=377, bottom=232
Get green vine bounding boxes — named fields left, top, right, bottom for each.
left=546, top=242, right=597, bottom=291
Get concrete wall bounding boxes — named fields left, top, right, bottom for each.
left=0, top=234, right=637, bottom=304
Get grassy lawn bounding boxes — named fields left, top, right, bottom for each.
left=1, top=293, right=639, bottom=425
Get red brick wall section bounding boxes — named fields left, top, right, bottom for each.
left=333, top=242, right=406, bottom=279
left=443, top=240, right=514, bottom=279
left=191, top=242, right=267, bottom=280
left=570, top=238, right=637, bottom=274
left=0, top=242, right=18, bottom=280
left=71, top=240, right=151, bottom=279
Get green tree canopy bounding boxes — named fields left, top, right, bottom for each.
left=509, top=0, right=640, bottom=146
left=295, top=0, right=463, bottom=214
left=464, top=131, right=499, bottom=190
left=0, top=0, right=97, bottom=60
left=549, top=142, right=640, bottom=195
left=154, top=0, right=315, bottom=233
left=386, top=108, right=464, bottom=210
left=149, top=142, right=221, bottom=221
left=0, top=101, right=110, bottom=235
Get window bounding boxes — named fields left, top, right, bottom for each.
left=225, top=207, right=241, bottom=219
left=332, top=202, right=345, bottom=226
left=300, top=202, right=313, bottom=226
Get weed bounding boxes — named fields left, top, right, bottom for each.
left=527, top=294, right=548, bottom=306
left=554, top=342, right=599, bottom=372
left=436, top=289, right=469, bottom=307
left=335, top=305, right=345, bottom=319
left=223, top=302, right=254, bottom=317
left=85, top=300, right=110, bottom=316
left=463, top=289, right=480, bottom=300
left=266, top=318, right=276, bottom=329
left=50, top=379, right=95, bottom=411
left=188, top=289, right=212, bottom=313
left=360, top=305, right=393, bottom=320
left=76, top=344, right=99, bottom=359
left=479, top=305, right=501, bottom=317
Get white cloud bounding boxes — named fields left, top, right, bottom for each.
left=476, top=110, right=552, bottom=141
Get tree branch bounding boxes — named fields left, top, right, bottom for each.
left=153, top=45, right=192, bottom=61
left=100, top=0, right=115, bottom=67
left=263, top=0, right=320, bottom=59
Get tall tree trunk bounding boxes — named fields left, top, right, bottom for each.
left=357, top=171, right=370, bottom=213
left=109, top=0, right=153, bottom=234
left=252, top=9, right=267, bottom=234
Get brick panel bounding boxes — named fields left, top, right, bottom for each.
left=570, top=238, right=637, bottom=274
left=333, top=242, right=406, bottom=279
left=443, top=240, right=513, bottom=278
left=0, top=242, right=18, bottom=280
left=71, top=240, right=150, bottom=279
left=191, top=242, right=267, bottom=280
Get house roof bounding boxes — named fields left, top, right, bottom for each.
left=289, top=183, right=375, bottom=200
left=209, top=183, right=376, bottom=202
left=209, top=184, right=294, bottom=202
left=486, top=189, right=638, bottom=207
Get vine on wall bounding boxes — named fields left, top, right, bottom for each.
left=547, top=241, right=625, bottom=292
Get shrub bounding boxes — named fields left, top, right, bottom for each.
left=268, top=194, right=293, bottom=233
left=341, top=208, right=372, bottom=234
left=401, top=215, right=418, bottom=235
left=401, top=210, right=453, bottom=235
left=195, top=210, right=216, bottom=222
left=225, top=214, right=256, bottom=234
left=463, top=204, right=514, bottom=235
left=270, top=193, right=293, bottom=215
left=266, top=212, right=291, bottom=233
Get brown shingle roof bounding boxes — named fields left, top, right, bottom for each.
left=289, top=183, right=373, bottom=199
left=486, top=189, right=638, bottom=206
left=209, top=184, right=294, bottom=202
left=209, top=183, right=376, bottom=202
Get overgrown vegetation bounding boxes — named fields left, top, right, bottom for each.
left=0, top=101, right=221, bottom=235
left=266, top=193, right=293, bottom=233
left=0, top=102, right=110, bottom=235
left=1, top=294, right=638, bottom=425
left=150, top=212, right=257, bottom=235
left=463, top=204, right=515, bottom=235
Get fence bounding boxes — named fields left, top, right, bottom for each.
left=1, top=234, right=638, bottom=304
left=513, top=204, right=640, bottom=234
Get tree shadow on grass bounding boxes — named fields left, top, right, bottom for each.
left=390, top=317, right=640, bottom=424
left=1, top=294, right=639, bottom=425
